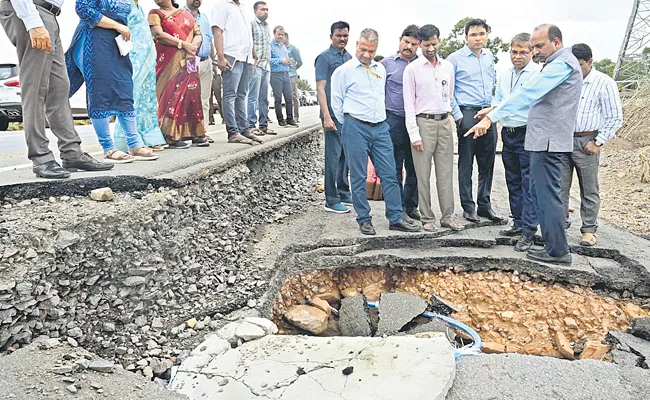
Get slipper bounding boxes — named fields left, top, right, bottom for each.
left=251, top=128, right=265, bottom=136
left=103, top=149, right=134, bottom=164
left=228, top=134, right=254, bottom=145
left=150, top=145, right=166, bottom=151
left=206, top=136, right=214, bottom=143
left=242, top=133, right=263, bottom=144
left=129, top=146, right=159, bottom=161
left=261, top=128, right=277, bottom=135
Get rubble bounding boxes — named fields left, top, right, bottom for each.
left=284, top=305, right=328, bottom=334
left=630, top=317, right=650, bottom=340
left=339, top=295, right=372, bottom=337
left=89, top=187, right=115, bottom=202
left=376, top=293, right=427, bottom=336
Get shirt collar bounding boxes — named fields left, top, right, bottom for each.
left=583, top=68, right=598, bottom=84
left=394, top=51, right=418, bottom=62
left=254, top=16, right=267, bottom=25
left=414, top=55, right=440, bottom=66
left=462, top=44, right=486, bottom=57
left=353, top=57, right=379, bottom=69
left=329, top=44, right=348, bottom=56
left=182, top=6, right=200, bottom=16
left=510, top=61, right=538, bottom=74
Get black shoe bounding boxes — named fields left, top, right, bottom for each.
left=463, top=211, right=480, bottom=223
left=359, top=221, right=376, bottom=235
left=478, top=209, right=508, bottom=224
left=402, top=212, right=415, bottom=225
left=389, top=219, right=423, bottom=233
left=526, top=250, right=572, bottom=265
left=33, top=160, right=71, bottom=179
left=514, top=235, right=534, bottom=252
left=500, top=226, right=523, bottom=237
left=287, top=120, right=299, bottom=127
left=278, top=120, right=287, bottom=126
left=167, top=141, right=191, bottom=149
left=62, top=153, right=114, bottom=172
left=406, top=209, right=422, bottom=221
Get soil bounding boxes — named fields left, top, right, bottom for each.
left=272, top=267, right=650, bottom=358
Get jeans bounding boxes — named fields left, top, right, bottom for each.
left=270, top=71, right=293, bottom=123
left=342, top=116, right=403, bottom=225
left=91, top=115, right=142, bottom=152
left=386, top=111, right=418, bottom=213
left=457, top=107, right=497, bottom=213
left=221, top=56, right=252, bottom=139
left=247, top=66, right=270, bottom=129
left=502, top=126, right=538, bottom=237
left=324, top=119, right=351, bottom=206
left=530, top=151, right=570, bottom=257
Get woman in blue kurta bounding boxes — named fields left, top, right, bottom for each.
left=113, top=0, right=167, bottom=152
left=66, top=0, right=158, bottom=163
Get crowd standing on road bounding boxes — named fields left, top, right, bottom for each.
left=2, top=0, right=624, bottom=265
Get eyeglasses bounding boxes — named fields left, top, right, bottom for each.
left=510, top=50, right=530, bottom=57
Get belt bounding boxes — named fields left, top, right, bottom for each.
left=574, top=130, right=597, bottom=137
left=503, top=125, right=526, bottom=133
left=32, top=0, right=61, bottom=16
left=417, top=113, right=448, bottom=121
left=460, top=105, right=490, bottom=112
left=200, top=56, right=209, bottom=62
left=345, top=114, right=381, bottom=127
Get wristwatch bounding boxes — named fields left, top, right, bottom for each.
left=177, top=40, right=183, bottom=49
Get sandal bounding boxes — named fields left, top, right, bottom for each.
left=192, top=137, right=210, bottom=147
left=261, top=127, right=277, bottom=136
left=228, top=134, right=254, bottom=145
left=242, top=133, right=263, bottom=144
left=129, top=146, right=159, bottom=161
left=150, top=145, right=166, bottom=151
left=103, top=149, right=134, bottom=164
left=251, top=128, right=265, bottom=136
left=423, top=222, right=437, bottom=232
left=206, top=136, right=214, bottom=143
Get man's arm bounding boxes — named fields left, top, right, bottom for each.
left=486, top=61, right=573, bottom=123
left=293, top=46, right=303, bottom=70
left=402, top=66, right=421, bottom=145
left=269, top=43, right=282, bottom=67
left=330, top=67, right=346, bottom=125
left=492, top=73, right=504, bottom=107
left=595, top=78, right=623, bottom=145
left=447, top=55, right=463, bottom=121
left=11, top=0, right=44, bottom=30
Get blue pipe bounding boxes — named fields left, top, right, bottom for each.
left=366, top=301, right=482, bottom=360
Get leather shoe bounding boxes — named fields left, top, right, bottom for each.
left=500, top=226, right=523, bottom=237
left=478, top=209, right=508, bottom=224
left=402, top=212, right=415, bottom=225
left=359, top=221, right=376, bottom=235
left=63, top=153, right=114, bottom=172
left=463, top=211, right=480, bottom=223
left=526, top=250, right=572, bottom=264
left=514, top=235, right=534, bottom=252
left=33, top=160, right=71, bottom=179
left=406, top=209, right=421, bottom=221
left=389, top=219, right=422, bottom=233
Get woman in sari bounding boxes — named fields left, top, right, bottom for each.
left=66, top=0, right=159, bottom=162
left=149, top=0, right=208, bottom=148
left=114, top=0, right=167, bottom=152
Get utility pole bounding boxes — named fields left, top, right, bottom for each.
left=614, top=0, right=650, bottom=83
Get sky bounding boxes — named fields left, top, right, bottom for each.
left=0, top=0, right=635, bottom=89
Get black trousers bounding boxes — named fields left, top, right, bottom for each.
left=457, top=107, right=497, bottom=213
left=270, top=72, right=293, bottom=123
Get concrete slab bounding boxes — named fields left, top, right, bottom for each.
left=170, top=335, right=456, bottom=400
left=376, top=292, right=427, bottom=336
left=338, top=295, right=372, bottom=337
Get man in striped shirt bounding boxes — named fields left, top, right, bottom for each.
left=561, top=43, right=623, bottom=247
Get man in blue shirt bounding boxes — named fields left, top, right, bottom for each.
left=467, top=25, right=582, bottom=265
left=283, top=32, right=303, bottom=123
left=185, top=0, right=215, bottom=133
left=315, top=21, right=353, bottom=214
left=381, top=24, right=420, bottom=223
left=479, top=33, right=542, bottom=252
left=270, top=26, right=297, bottom=127
left=448, top=18, right=505, bottom=225
left=331, top=28, right=421, bottom=236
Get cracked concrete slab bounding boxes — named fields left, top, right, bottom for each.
left=376, top=293, right=427, bottom=336
left=170, top=335, right=455, bottom=400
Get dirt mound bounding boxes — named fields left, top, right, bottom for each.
left=619, top=83, right=650, bottom=147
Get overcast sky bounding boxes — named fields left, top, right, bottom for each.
left=0, top=0, right=634, bottom=88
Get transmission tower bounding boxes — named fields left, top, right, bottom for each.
left=614, top=0, right=650, bottom=83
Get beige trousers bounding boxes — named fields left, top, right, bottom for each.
left=411, top=117, right=455, bottom=224
left=199, top=58, right=213, bottom=131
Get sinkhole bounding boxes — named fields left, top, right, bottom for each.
left=270, top=266, right=650, bottom=360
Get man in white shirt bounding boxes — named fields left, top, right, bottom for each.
left=0, top=0, right=112, bottom=178
left=212, top=0, right=258, bottom=145
left=403, top=24, right=463, bottom=233
left=562, top=43, right=623, bottom=247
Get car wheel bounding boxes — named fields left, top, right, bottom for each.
left=0, top=120, right=9, bottom=131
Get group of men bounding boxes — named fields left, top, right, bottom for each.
left=317, top=19, right=623, bottom=266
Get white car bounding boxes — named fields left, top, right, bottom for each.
left=0, top=63, right=21, bottom=131
left=307, top=91, right=318, bottom=105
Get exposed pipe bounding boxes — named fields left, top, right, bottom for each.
left=366, top=301, right=482, bottom=360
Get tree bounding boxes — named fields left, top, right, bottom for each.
left=439, top=17, right=510, bottom=63
left=297, top=79, right=312, bottom=91
left=593, top=58, right=615, bottom=77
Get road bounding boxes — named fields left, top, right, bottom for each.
left=0, top=106, right=321, bottom=186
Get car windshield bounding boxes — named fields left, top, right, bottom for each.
left=0, top=64, right=18, bottom=80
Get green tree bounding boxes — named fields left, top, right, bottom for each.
left=439, top=17, right=510, bottom=63
left=297, top=79, right=312, bottom=91
left=593, top=58, right=615, bottom=77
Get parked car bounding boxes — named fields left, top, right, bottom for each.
left=0, top=63, right=21, bottom=131
left=307, top=91, right=318, bottom=105
left=0, top=63, right=88, bottom=131
left=299, top=90, right=308, bottom=106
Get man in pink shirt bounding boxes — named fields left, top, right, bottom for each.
left=403, top=25, right=464, bottom=232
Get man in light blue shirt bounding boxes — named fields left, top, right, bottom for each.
left=447, top=18, right=504, bottom=225
left=467, top=25, right=582, bottom=265
left=269, top=26, right=297, bottom=126
left=283, top=32, right=303, bottom=123
left=331, top=28, right=421, bottom=236
left=0, top=0, right=112, bottom=178
left=480, top=33, right=542, bottom=252
left=185, top=0, right=215, bottom=131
